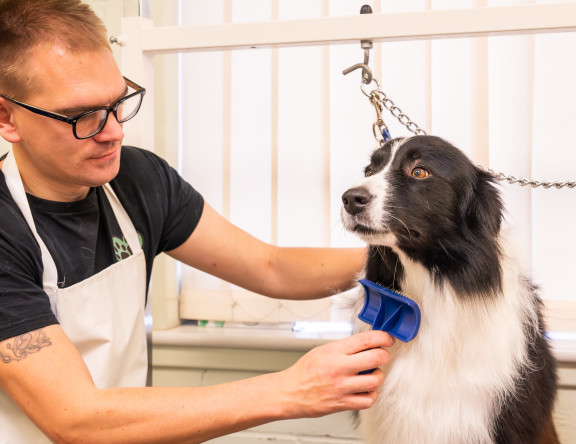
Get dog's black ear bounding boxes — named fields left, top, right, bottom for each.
left=462, top=169, right=503, bottom=237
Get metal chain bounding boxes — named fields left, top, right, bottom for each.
left=368, top=89, right=426, bottom=137
left=362, top=79, right=576, bottom=189
left=478, top=168, right=576, bottom=189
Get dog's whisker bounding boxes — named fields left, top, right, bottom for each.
left=389, top=215, right=412, bottom=241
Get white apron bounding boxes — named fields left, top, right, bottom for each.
left=0, top=150, right=148, bottom=443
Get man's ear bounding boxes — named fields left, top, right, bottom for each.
left=0, top=99, right=22, bottom=143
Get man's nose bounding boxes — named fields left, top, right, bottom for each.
left=92, top=112, right=124, bottom=142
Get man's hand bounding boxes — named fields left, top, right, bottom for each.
left=276, top=330, right=395, bottom=418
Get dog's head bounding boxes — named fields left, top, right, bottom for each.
left=342, top=136, right=503, bottom=293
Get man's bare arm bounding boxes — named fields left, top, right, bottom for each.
left=0, top=325, right=393, bottom=444
left=167, top=202, right=367, bottom=300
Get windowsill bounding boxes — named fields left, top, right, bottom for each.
left=153, top=323, right=576, bottom=363
left=152, top=322, right=351, bottom=352
left=548, top=332, right=576, bottom=363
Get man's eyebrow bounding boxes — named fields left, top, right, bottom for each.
left=55, top=104, right=100, bottom=116
left=55, top=86, right=130, bottom=116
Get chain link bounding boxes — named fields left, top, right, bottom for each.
left=371, top=90, right=426, bottom=137
left=363, top=80, right=575, bottom=190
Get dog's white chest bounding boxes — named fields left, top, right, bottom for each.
left=355, top=272, right=530, bottom=444
left=358, top=345, right=496, bottom=444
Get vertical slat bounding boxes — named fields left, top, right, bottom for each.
left=425, top=0, right=433, bottom=133
left=146, top=2, right=180, bottom=331
left=275, top=0, right=332, bottom=322
left=471, top=39, right=490, bottom=166
left=179, top=0, right=230, bottom=320
left=371, top=0, right=382, bottom=84
left=472, top=0, right=489, bottom=167
left=228, top=0, right=277, bottom=320
left=277, top=0, right=326, bottom=248
left=229, top=0, right=272, bottom=241
left=223, top=0, right=232, bottom=221
left=322, top=0, right=331, bottom=247
left=270, top=0, right=279, bottom=246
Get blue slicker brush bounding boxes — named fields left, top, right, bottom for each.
left=357, top=280, right=421, bottom=374
left=358, top=279, right=421, bottom=342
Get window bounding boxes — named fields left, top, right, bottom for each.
left=142, top=0, right=576, bottom=332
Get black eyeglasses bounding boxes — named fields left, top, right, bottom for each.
left=0, top=77, right=146, bottom=139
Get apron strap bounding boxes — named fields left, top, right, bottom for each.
left=102, top=183, right=142, bottom=254
left=3, top=151, right=59, bottom=297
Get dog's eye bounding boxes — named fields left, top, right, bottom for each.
left=411, top=167, right=429, bottom=179
left=365, top=167, right=374, bottom=177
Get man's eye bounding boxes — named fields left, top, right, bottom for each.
left=411, top=167, right=429, bottom=179
left=365, top=168, right=374, bottom=177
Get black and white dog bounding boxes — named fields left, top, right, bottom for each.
left=341, top=136, right=558, bottom=444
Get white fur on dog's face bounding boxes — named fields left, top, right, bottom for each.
left=341, top=140, right=402, bottom=247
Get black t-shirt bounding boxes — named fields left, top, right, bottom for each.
left=0, top=146, right=204, bottom=340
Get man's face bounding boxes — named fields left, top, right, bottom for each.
left=6, top=44, right=128, bottom=201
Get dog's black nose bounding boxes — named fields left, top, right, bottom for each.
left=342, top=187, right=373, bottom=215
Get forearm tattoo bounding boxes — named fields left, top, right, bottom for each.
left=0, top=329, right=52, bottom=364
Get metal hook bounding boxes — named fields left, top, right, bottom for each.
left=342, top=63, right=373, bottom=84
left=342, top=5, right=374, bottom=84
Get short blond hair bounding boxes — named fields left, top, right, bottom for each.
left=0, top=0, right=111, bottom=99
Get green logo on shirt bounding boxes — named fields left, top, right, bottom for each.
left=112, top=233, right=143, bottom=262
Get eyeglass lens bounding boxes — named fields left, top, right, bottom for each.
left=75, top=92, right=143, bottom=139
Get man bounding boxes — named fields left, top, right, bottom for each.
left=0, top=0, right=394, bottom=442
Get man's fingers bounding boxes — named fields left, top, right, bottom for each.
left=342, top=390, right=380, bottom=411
left=347, top=368, right=386, bottom=394
left=339, top=370, right=386, bottom=411
left=349, top=346, right=392, bottom=375
left=344, top=330, right=396, bottom=355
